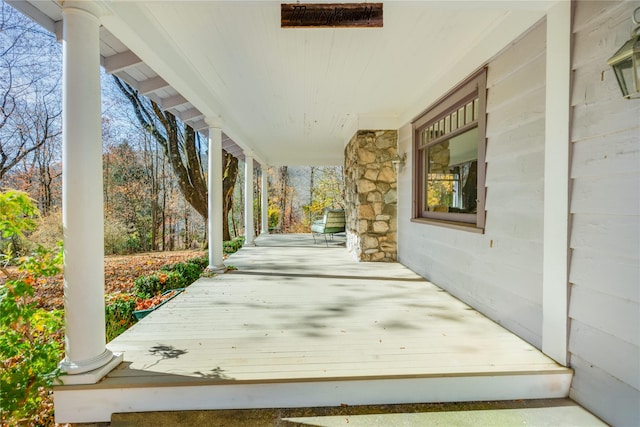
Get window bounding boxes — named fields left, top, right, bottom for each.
left=413, top=69, right=486, bottom=229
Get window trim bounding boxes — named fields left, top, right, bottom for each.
left=412, top=68, right=487, bottom=229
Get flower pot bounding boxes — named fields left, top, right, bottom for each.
left=133, top=288, right=184, bottom=320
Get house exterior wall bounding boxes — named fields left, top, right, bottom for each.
left=398, top=21, right=547, bottom=348
left=399, top=2, right=639, bottom=425
left=567, top=2, right=640, bottom=426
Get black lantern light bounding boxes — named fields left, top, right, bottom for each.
left=607, top=7, right=640, bottom=99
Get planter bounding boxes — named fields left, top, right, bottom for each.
left=133, top=288, right=184, bottom=320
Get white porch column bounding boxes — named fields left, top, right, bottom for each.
left=261, top=165, right=269, bottom=235
left=59, top=4, right=122, bottom=383
left=542, top=0, right=571, bottom=366
left=206, top=118, right=225, bottom=271
left=244, top=152, right=256, bottom=246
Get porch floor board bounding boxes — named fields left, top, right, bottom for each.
left=55, top=234, right=571, bottom=423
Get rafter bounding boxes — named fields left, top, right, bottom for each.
left=139, top=76, right=170, bottom=95
left=176, top=108, right=204, bottom=122
left=102, top=50, right=142, bottom=74
left=161, top=94, right=189, bottom=110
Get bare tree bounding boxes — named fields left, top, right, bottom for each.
left=0, top=2, right=62, bottom=181
left=113, top=76, right=238, bottom=240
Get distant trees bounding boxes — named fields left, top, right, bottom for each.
left=0, top=1, right=62, bottom=213
left=0, top=1, right=347, bottom=254
left=303, top=166, right=345, bottom=220
left=266, top=166, right=344, bottom=233
left=113, top=76, right=239, bottom=241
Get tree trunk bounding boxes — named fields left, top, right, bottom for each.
left=114, top=76, right=242, bottom=245
left=222, top=152, right=238, bottom=241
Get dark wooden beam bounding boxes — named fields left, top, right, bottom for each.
left=281, top=3, right=383, bottom=28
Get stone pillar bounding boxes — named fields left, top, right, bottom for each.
left=261, top=165, right=269, bottom=235
left=59, top=4, right=122, bottom=383
left=244, top=152, right=255, bottom=246
left=206, top=118, right=225, bottom=271
left=344, top=130, right=398, bottom=262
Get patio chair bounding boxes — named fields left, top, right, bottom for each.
left=311, top=208, right=346, bottom=246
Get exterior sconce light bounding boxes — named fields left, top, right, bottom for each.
left=391, top=152, right=407, bottom=173
left=607, top=7, right=640, bottom=99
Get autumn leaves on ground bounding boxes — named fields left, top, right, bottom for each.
left=1, top=250, right=205, bottom=311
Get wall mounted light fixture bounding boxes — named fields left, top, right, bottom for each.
left=391, top=152, right=407, bottom=173
left=607, top=6, right=640, bottom=99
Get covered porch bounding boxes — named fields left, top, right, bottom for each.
left=55, top=234, right=571, bottom=423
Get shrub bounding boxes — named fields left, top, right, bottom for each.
left=188, top=256, right=209, bottom=270
left=161, top=260, right=202, bottom=284
left=223, top=236, right=245, bottom=254
left=0, top=190, right=63, bottom=424
left=133, top=271, right=187, bottom=298
left=105, top=293, right=137, bottom=342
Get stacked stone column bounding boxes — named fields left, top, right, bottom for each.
left=344, top=130, right=398, bottom=262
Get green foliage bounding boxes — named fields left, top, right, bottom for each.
left=0, top=190, right=63, bottom=424
left=0, top=189, right=39, bottom=239
left=161, top=260, right=202, bottom=284
left=134, top=254, right=216, bottom=298
left=268, top=203, right=280, bottom=230
left=0, top=190, right=40, bottom=262
left=189, top=256, right=209, bottom=270
left=105, top=293, right=137, bottom=343
left=223, top=236, right=245, bottom=254
left=302, top=167, right=345, bottom=227
left=133, top=272, right=180, bottom=298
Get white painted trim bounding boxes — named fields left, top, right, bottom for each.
left=189, top=118, right=208, bottom=132
left=261, top=165, right=269, bottom=235
left=207, top=119, right=225, bottom=272
left=161, top=94, right=189, bottom=110
left=542, top=0, right=571, bottom=366
left=102, top=50, right=142, bottom=74
left=57, top=353, right=123, bottom=386
left=176, top=107, right=204, bottom=122
left=138, top=76, right=170, bottom=95
left=54, top=372, right=571, bottom=423
left=244, top=152, right=256, bottom=246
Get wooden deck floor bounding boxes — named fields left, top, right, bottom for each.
left=55, top=234, right=571, bottom=423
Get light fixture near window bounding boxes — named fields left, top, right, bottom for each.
left=607, top=6, right=640, bottom=99
left=391, top=152, right=406, bottom=173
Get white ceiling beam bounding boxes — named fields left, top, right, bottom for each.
left=6, top=0, right=57, bottom=33
left=160, top=94, right=189, bottom=110
left=102, top=50, right=142, bottom=74
left=138, top=76, right=170, bottom=95
left=176, top=108, right=204, bottom=122
left=188, top=119, right=208, bottom=131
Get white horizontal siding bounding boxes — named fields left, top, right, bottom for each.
left=570, top=354, right=640, bottom=427
left=398, top=21, right=547, bottom=348
left=571, top=173, right=639, bottom=216
left=568, top=1, right=640, bottom=426
left=569, top=248, right=639, bottom=303
left=569, top=285, right=639, bottom=347
left=570, top=214, right=639, bottom=259
left=571, top=127, right=640, bottom=179
left=570, top=319, right=639, bottom=390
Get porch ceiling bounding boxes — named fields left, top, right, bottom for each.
left=12, top=0, right=551, bottom=166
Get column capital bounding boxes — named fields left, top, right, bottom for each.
left=205, top=116, right=223, bottom=129
left=61, top=1, right=110, bottom=19
left=243, top=150, right=255, bottom=159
